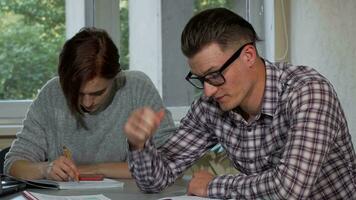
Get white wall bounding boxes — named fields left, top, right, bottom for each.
left=288, top=0, right=356, bottom=144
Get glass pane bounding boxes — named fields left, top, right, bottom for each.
left=194, top=0, right=235, bottom=13
left=119, top=0, right=129, bottom=70
left=0, top=0, right=65, bottom=100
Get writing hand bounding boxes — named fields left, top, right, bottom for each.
left=187, top=170, right=214, bottom=197
left=45, top=156, right=80, bottom=181
left=124, top=107, right=165, bottom=150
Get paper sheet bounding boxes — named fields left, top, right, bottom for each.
left=23, top=191, right=111, bottom=200
left=57, top=178, right=124, bottom=189
left=27, top=178, right=124, bottom=190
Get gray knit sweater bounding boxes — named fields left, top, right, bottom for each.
left=4, top=71, right=175, bottom=174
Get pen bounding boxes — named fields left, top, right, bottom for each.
left=62, top=146, right=79, bottom=182
left=22, top=190, right=38, bottom=200
left=79, top=174, right=104, bottom=181
left=63, top=145, right=72, bottom=160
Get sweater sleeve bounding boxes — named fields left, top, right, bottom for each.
left=4, top=80, right=54, bottom=175
left=127, top=71, right=176, bottom=147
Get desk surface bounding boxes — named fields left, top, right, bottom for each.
left=3, top=178, right=188, bottom=200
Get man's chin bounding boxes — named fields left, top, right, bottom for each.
left=218, top=103, right=231, bottom=112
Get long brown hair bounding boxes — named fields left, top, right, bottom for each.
left=58, top=27, right=120, bottom=127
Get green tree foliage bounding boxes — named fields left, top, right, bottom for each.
left=195, top=0, right=234, bottom=13
left=119, top=0, right=129, bottom=70
left=0, top=0, right=65, bottom=99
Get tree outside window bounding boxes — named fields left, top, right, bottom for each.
left=0, top=0, right=65, bottom=100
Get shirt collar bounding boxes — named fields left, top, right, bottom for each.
left=260, top=59, right=281, bottom=117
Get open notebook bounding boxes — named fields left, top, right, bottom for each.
left=22, top=190, right=112, bottom=200
left=26, top=178, right=124, bottom=190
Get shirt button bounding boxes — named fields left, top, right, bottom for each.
left=247, top=127, right=252, bottom=132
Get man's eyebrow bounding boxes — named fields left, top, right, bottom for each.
left=193, top=66, right=219, bottom=77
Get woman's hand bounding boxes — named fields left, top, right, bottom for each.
left=45, top=156, right=79, bottom=181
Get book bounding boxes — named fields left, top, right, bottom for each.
left=22, top=190, right=111, bottom=200
left=25, top=178, right=124, bottom=190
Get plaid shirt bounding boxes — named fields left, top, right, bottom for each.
left=128, top=60, right=356, bottom=199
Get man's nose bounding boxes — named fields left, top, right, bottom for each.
left=204, top=82, right=218, bottom=97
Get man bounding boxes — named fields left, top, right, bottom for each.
left=124, top=8, right=356, bottom=199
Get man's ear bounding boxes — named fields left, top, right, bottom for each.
left=241, top=44, right=257, bottom=67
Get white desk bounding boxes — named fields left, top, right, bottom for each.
left=3, top=178, right=188, bottom=200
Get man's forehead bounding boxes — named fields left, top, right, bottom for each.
left=188, top=44, right=230, bottom=76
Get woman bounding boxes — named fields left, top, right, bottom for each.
left=4, top=27, right=175, bottom=181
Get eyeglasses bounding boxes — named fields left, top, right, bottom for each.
left=185, top=42, right=254, bottom=89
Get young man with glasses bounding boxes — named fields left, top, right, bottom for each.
left=124, top=8, right=356, bottom=199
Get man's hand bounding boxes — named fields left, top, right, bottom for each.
left=45, top=156, right=79, bottom=181
left=187, top=170, right=214, bottom=197
left=124, top=107, right=165, bottom=150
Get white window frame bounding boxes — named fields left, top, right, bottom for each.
left=0, top=100, right=31, bottom=136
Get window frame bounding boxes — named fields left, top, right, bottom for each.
left=0, top=100, right=31, bottom=136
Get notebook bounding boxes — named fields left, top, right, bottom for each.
left=22, top=190, right=111, bottom=200
left=26, top=178, right=124, bottom=190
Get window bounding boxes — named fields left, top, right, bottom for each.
left=0, top=0, right=65, bottom=100
left=0, top=0, right=65, bottom=140
left=0, top=0, right=271, bottom=141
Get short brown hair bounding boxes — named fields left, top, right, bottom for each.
left=58, top=27, right=120, bottom=123
left=181, top=8, right=260, bottom=58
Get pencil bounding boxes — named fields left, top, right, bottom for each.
left=62, top=146, right=79, bottom=182
left=63, top=146, right=72, bottom=160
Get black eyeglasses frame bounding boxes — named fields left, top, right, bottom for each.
left=185, top=42, right=254, bottom=89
